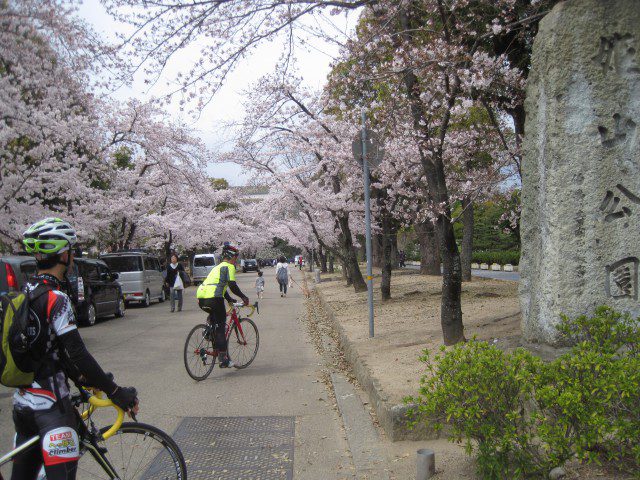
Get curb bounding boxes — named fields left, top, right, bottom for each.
left=312, top=281, right=442, bottom=442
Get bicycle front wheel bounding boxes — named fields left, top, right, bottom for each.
left=78, top=422, right=187, bottom=479
left=183, top=323, right=216, bottom=381
left=228, top=317, right=259, bottom=369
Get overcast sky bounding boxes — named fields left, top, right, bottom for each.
left=77, top=1, right=356, bottom=185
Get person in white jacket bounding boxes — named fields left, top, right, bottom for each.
left=275, top=256, right=289, bottom=297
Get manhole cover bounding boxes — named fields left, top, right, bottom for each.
left=172, top=416, right=295, bottom=480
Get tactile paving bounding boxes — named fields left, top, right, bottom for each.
left=171, top=416, right=295, bottom=480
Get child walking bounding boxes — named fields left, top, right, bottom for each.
left=255, top=271, right=265, bottom=299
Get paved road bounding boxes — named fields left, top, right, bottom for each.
left=0, top=268, right=353, bottom=479
left=406, top=264, right=520, bottom=281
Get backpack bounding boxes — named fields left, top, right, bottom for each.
left=276, top=265, right=288, bottom=283
left=0, top=285, right=50, bottom=387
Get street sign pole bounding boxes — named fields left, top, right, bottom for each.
left=361, top=108, right=375, bottom=338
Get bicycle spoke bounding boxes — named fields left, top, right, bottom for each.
left=79, top=424, right=185, bottom=480
left=228, top=318, right=259, bottom=369
left=184, top=324, right=216, bottom=380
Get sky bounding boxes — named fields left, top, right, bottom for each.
left=77, top=1, right=356, bottom=185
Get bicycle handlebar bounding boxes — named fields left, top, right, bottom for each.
left=82, top=391, right=125, bottom=440
left=231, top=301, right=259, bottom=316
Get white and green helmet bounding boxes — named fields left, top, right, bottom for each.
left=23, top=217, right=77, bottom=255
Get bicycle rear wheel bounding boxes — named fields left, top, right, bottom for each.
left=77, top=422, right=187, bottom=479
left=183, top=323, right=216, bottom=381
left=228, top=317, right=259, bottom=369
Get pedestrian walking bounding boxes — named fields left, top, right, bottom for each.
left=399, top=250, right=406, bottom=268
left=275, top=256, right=289, bottom=297
left=298, top=256, right=303, bottom=271
left=166, top=253, right=185, bottom=312
left=255, top=271, right=265, bottom=299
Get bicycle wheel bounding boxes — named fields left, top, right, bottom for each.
left=76, top=422, right=187, bottom=479
left=183, top=323, right=216, bottom=381
left=227, top=317, right=259, bottom=369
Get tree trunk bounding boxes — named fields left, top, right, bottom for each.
left=373, top=234, right=383, bottom=268
left=341, top=259, right=352, bottom=286
left=319, top=245, right=328, bottom=273
left=391, top=232, right=398, bottom=270
left=415, top=220, right=440, bottom=275
left=328, top=254, right=334, bottom=273
left=164, top=230, right=173, bottom=264
left=338, top=215, right=367, bottom=292
left=461, top=197, right=473, bottom=282
left=381, top=214, right=393, bottom=301
left=438, top=216, right=466, bottom=345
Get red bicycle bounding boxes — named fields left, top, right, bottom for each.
left=183, top=302, right=259, bottom=381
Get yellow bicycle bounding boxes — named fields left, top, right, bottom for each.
left=0, top=387, right=186, bottom=479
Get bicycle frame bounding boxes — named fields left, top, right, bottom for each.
left=0, top=391, right=124, bottom=478
left=198, top=303, right=257, bottom=357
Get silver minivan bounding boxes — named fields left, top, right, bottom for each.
left=192, top=254, right=217, bottom=285
left=101, top=252, right=165, bottom=307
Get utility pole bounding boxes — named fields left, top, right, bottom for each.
left=361, top=109, right=375, bottom=338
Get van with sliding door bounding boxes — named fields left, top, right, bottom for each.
left=100, top=251, right=165, bottom=307
left=192, top=253, right=217, bottom=285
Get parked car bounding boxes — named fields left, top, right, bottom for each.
left=68, top=258, right=125, bottom=326
left=241, top=259, right=259, bottom=273
left=0, top=255, right=37, bottom=294
left=100, top=251, right=165, bottom=307
left=192, top=254, right=217, bottom=285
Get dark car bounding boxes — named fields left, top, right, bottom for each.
left=0, top=255, right=37, bottom=294
left=242, top=259, right=259, bottom=273
left=68, top=258, right=125, bottom=326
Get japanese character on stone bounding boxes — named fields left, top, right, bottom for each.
left=600, top=184, right=640, bottom=226
left=605, top=257, right=639, bottom=300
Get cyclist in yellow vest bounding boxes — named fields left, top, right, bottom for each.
left=196, top=243, right=249, bottom=368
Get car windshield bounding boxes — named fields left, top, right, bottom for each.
left=102, top=256, right=142, bottom=272
left=245, top=260, right=256, bottom=265
left=194, top=257, right=215, bottom=267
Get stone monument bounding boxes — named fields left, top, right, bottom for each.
left=521, top=0, right=640, bottom=344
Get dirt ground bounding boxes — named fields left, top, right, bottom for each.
left=316, top=270, right=521, bottom=403
left=312, top=269, right=634, bottom=480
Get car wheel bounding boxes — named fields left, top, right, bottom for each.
left=143, top=290, right=151, bottom=308
left=115, top=297, right=125, bottom=318
left=243, top=268, right=246, bottom=273
left=159, top=289, right=166, bottom=303
left=85, top=303, right=97, bottom=327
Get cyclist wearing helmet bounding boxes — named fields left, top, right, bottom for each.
left=196, top=243, right=249, bottom=368
left=10, top=218, right=138, bottom=480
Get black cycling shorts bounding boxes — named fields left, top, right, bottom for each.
left=11, top=397, right=79, bottom=480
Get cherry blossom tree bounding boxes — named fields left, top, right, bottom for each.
left=223, top=74, right=370, bottom=292
left=0, top=0, right=110, bottom=248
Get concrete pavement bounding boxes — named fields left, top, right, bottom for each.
left=0, top=267, right=355, bottom=479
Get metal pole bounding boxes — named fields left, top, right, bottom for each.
left=361, top=108, right=375, bottom=338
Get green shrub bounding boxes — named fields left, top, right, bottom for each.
left=538, top=307, right=640, bottom=472
left=407, top=342, right=550, bottom=479
left=407, top=307, right=640, bottom=479
left=472, top=250, right=520, bottom=266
